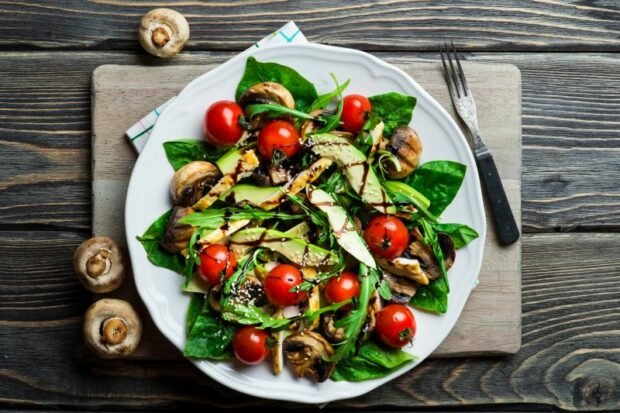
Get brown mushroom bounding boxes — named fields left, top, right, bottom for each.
left=239, top=82, right=295, bottom=110
left=83, top=299, right=142, bottom=358
left=321, top=313, right=346, bottom=342
left=408, top=227, right=456, bottom=280
left=208, top=283, right=222, bottom=312
left=170, top=161, right=221, bottom=206
left=160, top=206, right=195, bottom=253
left=283, top=331, right=335, bottom=382
left=139, top=8, right=190, bottom=58
left=376, top=256, right=429, bottom=285
left=384, top=272, right=418, bottom=304
left=385, top=126, right=423, bottom=179
left=359, top=291, right=381, bottom=342
left=73, top=237, right=125, bottom=293
left=300, top=109, right=327, bottom=139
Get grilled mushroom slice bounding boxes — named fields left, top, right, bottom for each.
left=83, top=299, right=142, bottom=358
left=170, top=161, right=221, bottom=206
left=208, top=283, right=222, bottom=312
left=138, top=8, right=190, bottom=58
left=73, top=237, right=125, bottom=293
left=376, top=256, right=429, bottom=285
left=300, top=110, right=327, bottom=139
left=160, top=206, right=195, bottom=253
left=359, top=291, right=382, bottom=342
left=322, top=313, right=346, bottom=342
left=239, top=82, right=295, bottom=110
left=284, top=331, right=335, bottom=382
left=385, top=126, right=423, bottom=179
left=384, top=272, right=418, bottom=303
left=408, top=227, right=456, bottom=280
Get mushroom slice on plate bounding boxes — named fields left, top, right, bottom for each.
left=359, top=290, right=382, bottom=342
left=385, top=126, right=423, bottom=179
left=138, top=8, right=190, bottom=58
left=239, top=82, right=295, bottom=110
left=300, top=109, right=327, bottom=140
left=83, top=299, right=142, bottom=358
left=322, top=313, right=346, bottom=343
left=73, top=237, right=125, bottom=293
left=283, top=331, right=335, bottom=382
left=170, top=161, right=221, bottom=206
left=160, top=206, right=195, bottom=254
left=376, top=256, right=429, bottom=286
left=193, top=150, right=260, bottom=210
left=409, top=227, right=456, bottom=280
left=383, top=272, right=418, bottom=304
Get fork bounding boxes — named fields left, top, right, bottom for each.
left=440, top=43, right=520, bottom=246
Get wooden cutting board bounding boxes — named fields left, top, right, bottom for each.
left=91, top=62, right=521, bottom=358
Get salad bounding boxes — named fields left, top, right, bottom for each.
left=138, top=57, right=479, bottom=382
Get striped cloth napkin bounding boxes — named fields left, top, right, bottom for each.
left=125, top=21, right=307, bottom=153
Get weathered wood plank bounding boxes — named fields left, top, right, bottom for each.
left=0, top=1, right=619, bottom=52
left=1, top=51, right=619, bottom=231
left=1, top=232, right=618, bottom=410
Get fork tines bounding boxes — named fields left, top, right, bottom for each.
left=440, top=42, right=469, bottom=98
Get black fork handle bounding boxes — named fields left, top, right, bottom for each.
left=476, top=153, right=520, bottom=245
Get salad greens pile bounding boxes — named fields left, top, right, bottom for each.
left=138, top=57, right=479, bottom=383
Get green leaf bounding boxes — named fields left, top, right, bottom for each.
left=137, top=209, right=185, bottom=275
left=163, top=139, right=227, bottom=171
left=332, top=341, right=416, bottom=381
left=314, top=75, right=349, bottom=134
left=310, top=77, right=350, bottom=112
left=245, top=103, right=319, bottom=121
left=179, top=207, right=303, bottom=227
left=221, top=300, right=291, bottom=329
left=410, top=275, right=449, bottom=314
left=382, top=180, right=436, bottom=223
left=368, top=92, right=416, bottom=137
left=433, top=223, right=479, bottom=249
left=408, top=160, right=466, bottom=217
left=184, top=294, right=237, bottom=360
left=235, top=57, right=318, bottom=112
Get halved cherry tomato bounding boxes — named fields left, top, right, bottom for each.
left=264, top=264, right=306, bottom=307
left=199, top=244, right=237, bottom=285
left=203, top=100, right=245, bottom=146
left=363, top=215, right=409, bottom=259
left=375, top=304, right=416, bottom=348
left=325, top=271, right=360, bottom=307
left=341, top=94, right=372, bottom=133
left=232, top=326, right=270, bottom=365
left=257, top=120, right=300, bottom=159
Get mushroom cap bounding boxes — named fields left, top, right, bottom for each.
left=239, top=82, right=295, bottom=109
left=170, top=161, right=221, bottom=206
left=139, top=8, right=190, bottom=58
left=83, top=299, right=142, bottom=358
left=73, top=237, right=125, bottom=293
left=160, top=206, right=195, bottom=253
left=386, top=126, right=423, bottom=179
left=283, top=331, right=335, bottom=382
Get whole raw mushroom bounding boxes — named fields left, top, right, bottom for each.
left=139, top=8, right=190, bottom=58
left=73, top=236, right=125, bottom=293
left=83, top=299, right=142, bottom=358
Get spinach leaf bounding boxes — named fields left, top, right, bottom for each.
left=137, top=209, right=185, bottom=275
left=163, top=139, right=227, bottom=171
left=221, top=299, right=291, bottom=329
left=368, top=92, right=416, bottom=137
left=332, top=341, right=416, bottom=382
left=184, top=294, right=237, bottom=360
left=408, top=160, right=466, bottom=217
left=235, top=57, right=318, bottom=112
left=433, top=223, right=479, bottom=249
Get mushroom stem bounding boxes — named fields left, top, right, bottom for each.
left=86, top=249, right=111, bottom=278
left=151, top=27, right=170, bottom=47
left=101, top=317, right=128, bottom=345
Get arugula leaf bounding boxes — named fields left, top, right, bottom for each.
left=314, top=75, right=349, bottom=134
left=179, top=207, right=303, bottom=227
left=184, top=294, right=236, bottom=360
left=236, top=57, right=318, bottom=112
left=221, top=299, right=291, bottom=329
left=433, top=223, right=479, bottom=249
left=408, top=160, right=466, bottom=217
left=368, top=92, right=416, bottom=137
left=245, top=103, right=319, bottom=121
left=382, top=180, right=436, bottom=223
left=137, top=209, right=185, bottom=275
left=332, top=341, right=416, bottom=381
left=163, top=139, right=227, bottom=171
left=310, top=76, right=350, bottom=112
left=333, top=264, right=374, bottom=362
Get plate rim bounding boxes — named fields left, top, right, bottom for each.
left=125, top=43, right=487, bottom=404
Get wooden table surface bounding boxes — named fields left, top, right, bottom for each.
left=0, top=1, right=619, bottom=412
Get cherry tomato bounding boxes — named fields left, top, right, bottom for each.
left=364, top=215, right=409, bottom=259
left=325, top=271, right=360, bottom=306
left=232, top=326, right=270, bottom=365
left=341, top=94, right=372, bottom=133
left=199, top=245, right=237, bottom=285
left=375, top=304, right=416, bottom=348
left=203, top=100, right=245, bottom=146
left=258, top=120, right=300, bottom=159
left=264, top=264, right=306, bottom=307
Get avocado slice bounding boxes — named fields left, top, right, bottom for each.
left=307, top=187, right=376, bottom=269
left=309, top=134, right=396, bottom=214
left=215, top=147, right=243, bottom=174
left=229, top=227, right=338, bottom=268
left=220, top=184, right=280, bottom=206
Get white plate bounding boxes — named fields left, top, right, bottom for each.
left=125, top=44, right=486, bottom=404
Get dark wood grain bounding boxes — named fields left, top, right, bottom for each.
left=0, top=1, right=619, bottom=52
left=1, top=233, right=618, bottom=411
left=1, top=52, right=619, bottom=232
